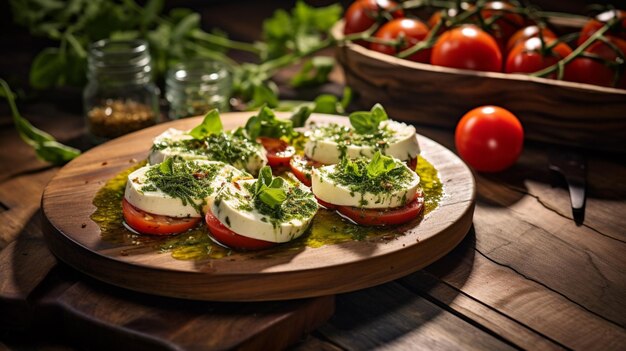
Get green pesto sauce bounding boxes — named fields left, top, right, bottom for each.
left=308, top=123, right=395, bottom=158
left=152, top=132, right=261, bottom=169
left=91, top=156, right=443, bottom=261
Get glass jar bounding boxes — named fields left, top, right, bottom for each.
left=165, top=59, right=232, bottom=119
left=83, top=39, right=160, bottom=143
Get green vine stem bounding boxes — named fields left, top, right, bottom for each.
left=531, top=18, right=618, bottom=79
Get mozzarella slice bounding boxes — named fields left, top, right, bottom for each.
left=208, top=179, right=317, bottom=243
left=304, top=120, right=420, bottom=164
left=311, top=162, right=420, bottom=209
left=124, top=160, right=246, bottom=218
left=149, top=128, right=267, bottom=175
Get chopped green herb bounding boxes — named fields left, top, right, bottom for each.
left=141, top=156, right=222, bottom=214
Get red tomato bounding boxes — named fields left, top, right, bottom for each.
left=370, top=18, right=431, bottom=63
left=506, top=25, right=557, bottom=53
left=505, top=37, right=572, bottom=76
left=455, top=106, right=524, bottom=172
left=431, top=25, right=502, bottom=72
left=578, top=10, right=626, bottom=45
left=257, top=137, right=295, bottom=168
left=205, top=210, right=276, bottom=251
left=564, top=38, right=626, bottom=89
left=336, top=191, right=424, bottom=226
left=289, top=155, right=323, bottom=187
left=479, top=1, right=526, bottom=49
left=427, top=7, right=464, bottom=34
left=122, top=198, right=201, bottom=235
left=315, top=196, right=337, bottom=210
left=407, top=157, right=417, bottom=171
left=344, top=0, right=404, bottom=35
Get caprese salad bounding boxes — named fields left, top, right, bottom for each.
left=290, top=104, right=420, bottom=186
left=120, top=104, right=426, bottom=250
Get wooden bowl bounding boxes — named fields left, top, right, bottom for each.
left=332, top=20, right=626, bottom=153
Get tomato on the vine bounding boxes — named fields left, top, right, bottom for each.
left=344, top=0, right=404, bottom=35
left=564, top=38, right=626, bottom=89
left=505, top=37, right=572, bottom=76
left=578, top=10, right=626, bottom=45
left=370, top=18, right=431, bottom=63
left=257, top=137, right=295, bottom=168
left=455, top=106, right=524, bottom=172
left=122, top=198, right=201, bottom=235
left=506, top=25, right=557, bottom=53
left=205, top=210, right=276, bottom=250
left=479, top=1, right=526, bottom=49
left=431, top=25, right=502, bottom=72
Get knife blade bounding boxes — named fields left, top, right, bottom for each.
left=548, top=150, right=587, bottom=225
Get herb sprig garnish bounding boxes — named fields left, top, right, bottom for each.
left=246, top=166, right=318, bottom=223
left=329, top=152, right=413, bottom=196
left=142, top=157, right=221, bottom=214
left=189, top=109, right=223, bottom=139
left=349, top=103, right=388, bottom=134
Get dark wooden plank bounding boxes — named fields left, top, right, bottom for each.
left=0, top=169, right=58, bottom=248
left=417, top=231, right=626, bottom=350
left=317, top=282, right=516, bottom=350
left=401, top=270, right=565, bottom=351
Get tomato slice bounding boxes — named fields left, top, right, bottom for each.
left=407, top=157, right=417, bottom=171
left=258, top=137, right=295, bottom=168
left=289, top=155, right=324, bottom=187
left=336, top=191, right=424, bottom=226
left=122, top=198, right=201, bottom=235
left=315, top=196, right=337, bottom=210
left=205, top=210, right=276, bottom=251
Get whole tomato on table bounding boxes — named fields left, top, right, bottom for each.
left=455, top=106, right=524, bottom=172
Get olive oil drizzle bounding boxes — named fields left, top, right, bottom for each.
left=91, top=155, right=443, bottom=261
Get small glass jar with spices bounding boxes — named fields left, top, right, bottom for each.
left=83, top=39, right=160, bottom=143
left=165, top=59, right=232, bottom=119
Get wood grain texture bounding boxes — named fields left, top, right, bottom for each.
left=332, top=21, right=626, bottom=153
left=40, top=112, right=475, bottom=301
left=317, top=281, right=516, bottom=350
left=0, top=238, right=335, bottom=351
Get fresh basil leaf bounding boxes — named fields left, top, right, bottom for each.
left=290, top=56, right=334, bottom=88
left=258, top=187, right=287, bottom=209
left=258, top=166, right=273, bottom=188
left=290, top=105, right=312, bottom=128
left=254, top=166, right=287, bottom=209
left=371, top=103, right=388, bottom=122
left=340, top=86, right=353, bottom=110
left=0, top=78, right=80, bottom=165
left=159, top=157, right=174, bottom=174
left=252, top=84, right=279, bottom=108
left=245, top=105, right=294, bottom=140
left=172, top=13, right=200, bottom=42
left=141, top=0, right=164, bottom=30
left=29, top=47, right=65, bottom=89
left=366, top=151, right=398, bottom=178
left=313, top=94, right=341, bottom=114
left=349, top=104, right=389, bottom=134
left=189, top=109, right=223, bottom=139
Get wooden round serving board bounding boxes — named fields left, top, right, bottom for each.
left=42, top=112, right=475, bottom=301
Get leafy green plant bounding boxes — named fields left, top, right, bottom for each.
left=0, top=79, right=80, bottom=165
left=9, top=0, right=343, bottom=107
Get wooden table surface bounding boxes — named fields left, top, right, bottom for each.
left=1, top=1, right=626, bottom=350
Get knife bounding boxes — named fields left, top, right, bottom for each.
left=548, top=150, right=587, bottom=225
